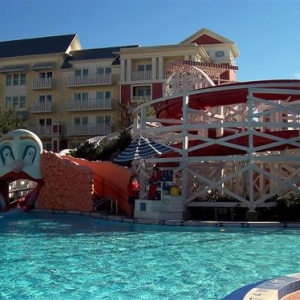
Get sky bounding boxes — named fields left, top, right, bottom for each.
left=1, top=0, right=300, bottom=82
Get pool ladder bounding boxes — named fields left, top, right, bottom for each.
left=93, top=196, right=118, bottom=214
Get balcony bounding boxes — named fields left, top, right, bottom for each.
left=67, top=74, right=112, bottom=87
left=67, top=98, right=112, bottom=111
left=131, top=96, right=151, bottom=103
left=32, top=78, right=53, bottom=89
left=66, top=124, right=112, bottom=136
left=31, top=101, right=53, bottom=113
left=27, top=125, right=53, bottom=137
left=131, top=71, right=152, bottom=81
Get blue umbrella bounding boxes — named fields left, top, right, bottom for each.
left=114, top=137, right=171, bottom=162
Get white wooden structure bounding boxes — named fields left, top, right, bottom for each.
left=131, top=63, right=300, bottom=221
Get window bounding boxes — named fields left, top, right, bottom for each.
left=13, top=75, right=19, bottom=85
left=74, top=117, right=81, bottom=125
left=132, top=86, right=151, bottom=101
left=96, top=115, right=111, bottom=124
left=6, top=75, right=12, bottom=86
left=39, top=118, right=52, bottom=126
left=97, top=67, right=111, bottom=75
left=5, top=95, right=26, bottom=109
left=20, top=74, right=26, bottom=85
left=74, top=92, right=88, bottom=101
left=39, top=94, right=52, bottom=102
left=137, top=88, right=151, bottom=97
left=5, top=73, right=26, bottom=86
left=5, top=97, right=11, bottom=109
left=97, top=91, right=111, bottom=99
left=20, top=96, right=26, bottom=108
left=215, top=51, right=225, bottom=58
left=75, top=69, right=88, bottom=76
left=39, top=71, right=52, bottom=79
left=138, top=64, right=152, bottom=72
left=44, top=143, right=52, bottom=151
left=74, top=116, right=88, bottom=125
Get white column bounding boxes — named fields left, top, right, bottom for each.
left=158, top=57, right=163, bottom=79
left=120, top=59, right=125, bottom=81
left=151, top=57, right=156, bottom=80
left=126, top=59, right=132, bottom=81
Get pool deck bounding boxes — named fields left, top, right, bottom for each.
left=32, top=208, right=300, bottom=228
left=90, top=211, right=300, bottom=228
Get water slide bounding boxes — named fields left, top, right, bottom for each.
left=58, top=156, right=133, bottom=214
left=155, top=79, right=300, bottom=158
left=0, top=129, right=133, bottom=214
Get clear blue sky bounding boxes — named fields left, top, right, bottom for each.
left=1, top=0, right=300, bottom=81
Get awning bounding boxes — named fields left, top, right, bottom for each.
left=32, top=62, right=55, bottom=71
left=0, top=64, right=29, bottom=73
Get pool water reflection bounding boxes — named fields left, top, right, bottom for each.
left=1, top=210, right=300, bottom=300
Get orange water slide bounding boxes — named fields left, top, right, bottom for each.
left=62, top=157, right=133, bottom=214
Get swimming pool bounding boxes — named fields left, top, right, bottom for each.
left=1, top=210, right=300, bottom=300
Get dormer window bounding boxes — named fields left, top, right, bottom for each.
left=215, top=51, right=225, bottom=58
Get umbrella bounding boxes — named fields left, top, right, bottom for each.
left=114, top=137, right=172, bottom=162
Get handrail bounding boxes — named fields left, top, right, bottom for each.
left=93, top=195, right=118, bottom=214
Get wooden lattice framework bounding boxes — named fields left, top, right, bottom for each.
left=132, top=63, right=300, bottom=218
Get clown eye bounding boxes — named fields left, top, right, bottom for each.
left=1, top=147, right=14, bottom=165
left=23, top=146, right=36, bottom=164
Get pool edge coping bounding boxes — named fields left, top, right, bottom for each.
left=30, top=209, right=300, bottom=228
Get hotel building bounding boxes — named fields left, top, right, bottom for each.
left=0, top=28, right=239, bottom=152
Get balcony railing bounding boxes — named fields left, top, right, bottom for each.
left=67, top=74, right=112, bottom=87
left=131, top=96, right=151, bottom=102
left=31, top=101, right=53, bottom=113
left=67, top=98, right=112, bottom=111
left=66, top=124, right=112, bottom=136
left=27, top=125, right=53, bottom=137
left=131, top=71, right=152, bottom=81
left=32, top=78, right=53, bottom=89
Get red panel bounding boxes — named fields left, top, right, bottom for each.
left=52, top=124, right=61, bottom=134
left=192, top=34, right=223, bottom=45
left=152, top=83, right=163, bottom=99
left=121, top=85, right=131, bottom=106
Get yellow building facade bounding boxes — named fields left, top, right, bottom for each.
left=0, top=28, right=239, bottom=152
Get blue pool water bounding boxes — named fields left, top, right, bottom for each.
left=1, top=211, right=300, bottom=300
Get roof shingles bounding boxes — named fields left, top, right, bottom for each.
left=0, top=34, right=77, bottom=58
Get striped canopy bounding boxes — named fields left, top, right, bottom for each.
left=114, top=137, right=171, bottom=162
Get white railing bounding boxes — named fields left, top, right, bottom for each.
left=66, top=124, right=112, bottom=136
left=27, top=125, right=53, bottom=136
left=131, top=71, right=152, bottom=81
left=131, top=96, right=152, bottom=102
left=32, top=78, right=53, bottom=89
left=31, top=101, right=53, bottom=113
left=67, top=74, right=112, bottom=87
left=67, top=98, right=112, bottom=111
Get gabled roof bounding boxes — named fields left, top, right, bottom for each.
left=61, top=45, right=139, bottom=68
left=181, top=28, right=234, bottom=44
left=0, top=34, right=80, bottom=58
left=180, top=28, right=240, bottom=57
left=69, top=45, right=139, bottom=60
